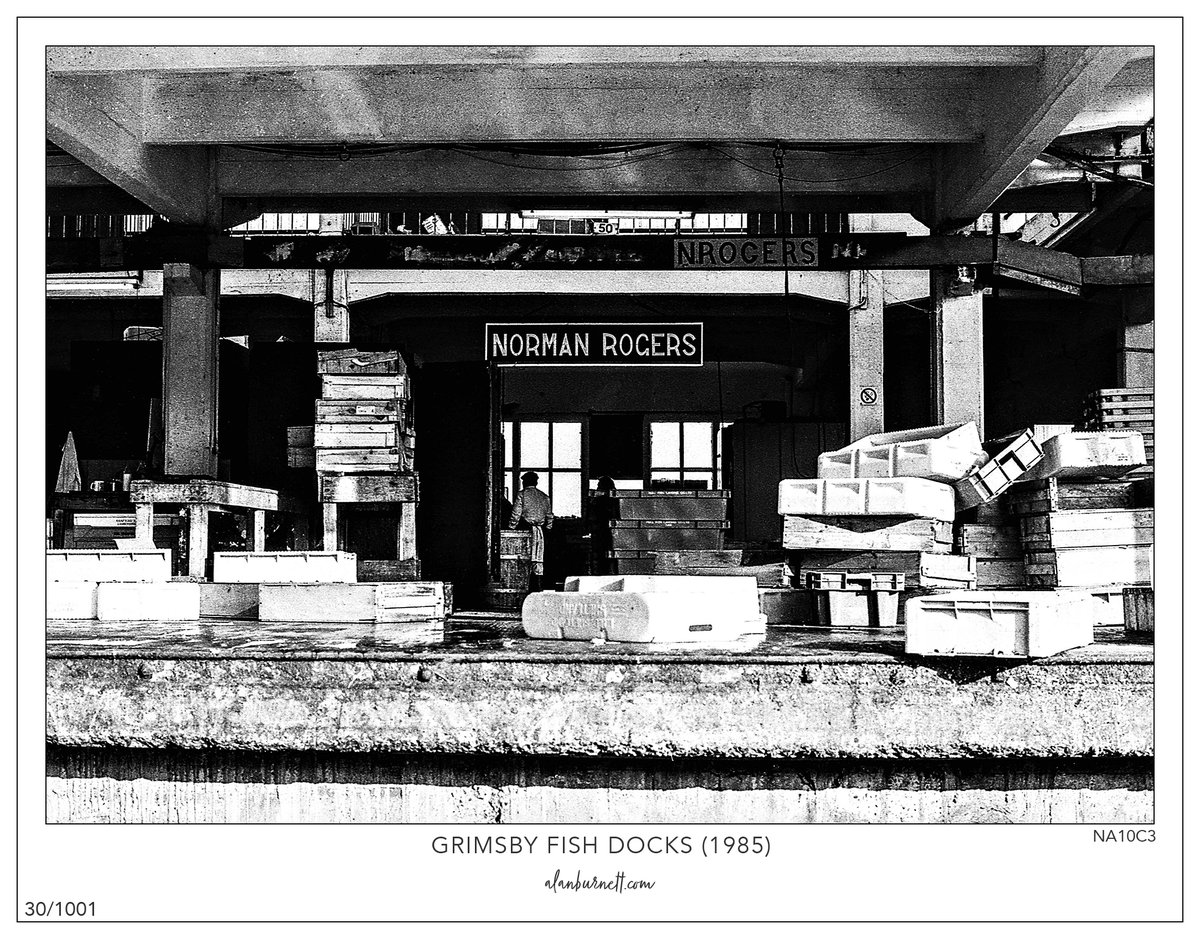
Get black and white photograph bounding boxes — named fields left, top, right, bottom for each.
left=13, top=12, right=1186, bottom=925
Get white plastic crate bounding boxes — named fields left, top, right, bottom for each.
left=47, top=549, right=172, bottom=583
left=955, top=430, right=1043, bottom=509
left=814, top=589, right=902, bottom=629
left=259, top=582, right=445, bottom=622
left=95, top=582, right=201, bottom=621
left=819, top=422, right=986, bottom=483
left=778, top=478, right=956, bottom=521
left=904, top=590, right=1094, bottom=658
left=47, top=582, right=98, bottom=619
left=211, top=551, right=358, bottom=584
left=1027, top=432, right=1146, bottom=479
left=523, top=587, right=766, bottom=643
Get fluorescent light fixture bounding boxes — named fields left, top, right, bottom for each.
left=47, top=272, right=143, bottom=290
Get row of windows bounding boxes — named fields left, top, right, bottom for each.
left=502, top=420, right=731, bottom=517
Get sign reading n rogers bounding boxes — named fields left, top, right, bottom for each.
left=486, top=323, right=703, bottom=367
left=675, top=237, right=819, bottom=269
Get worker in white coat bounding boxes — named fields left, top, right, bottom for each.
left=510, top=471, right=554, bottom=591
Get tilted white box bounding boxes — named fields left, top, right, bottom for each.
left=819, top=422, right=986, bottom=483
left=1027, top=432, right=1146, bottom=479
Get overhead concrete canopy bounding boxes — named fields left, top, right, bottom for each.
left=46, top=45, right=1148, bottom=231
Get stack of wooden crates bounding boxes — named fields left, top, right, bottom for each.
left=609, top=490, right=730, bottom=574
left=289, top=349, right=421, bottom=580
left=1083, top=388, right=1153, bottom=466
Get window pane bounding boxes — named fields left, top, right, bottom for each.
left=683, top=422, right=713, bottom=467
left=551, top=472, right=582, bottom=518
left=553, top=422, right=582, bottom=468
left=650, top=422, right=680, bottom=469
left=503, top=474, right=514, bottom=505
left=502, top=422, right=513, bottom=469
left=521, top=422, right=549, bottom=468
left=683, top=471, right=714, bottom=490
left=591, top=477, right=642, bottom=492
left=651, top=470, right=682, bottom=486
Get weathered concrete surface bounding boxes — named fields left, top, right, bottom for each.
left=46, top=654, right=1151, bottom=760
left=45, top=749, right=1151, bottom=824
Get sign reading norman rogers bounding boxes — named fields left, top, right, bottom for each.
left=486, top=323, right=703, bottom=367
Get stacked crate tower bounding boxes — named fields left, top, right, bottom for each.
left=312, top=349, right=420, bottom=581
left=777, top=423, right=989, bottom=627
left=609, top=490, right=731, bottom=574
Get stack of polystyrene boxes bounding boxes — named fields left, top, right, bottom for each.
left=47, top=548, right=199, bottom=621
left=297, top=349, right=421, bottom=580
left=778, top=423, right=989, bottom=627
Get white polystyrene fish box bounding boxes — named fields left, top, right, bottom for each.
left=259, top=582, right=446, bottom=622
left=819, top=422, right=986, bottom=482
left=47, top=549, right=171, bottom=583
left=47, top=582, right=99, bottom=619
left=212, top=551, right=358, bottom=584
left=904, top=590, right=1094, bottom=658
left=777, top=478, right=957, bottom=522
left=528, top=574, right=765, bottom=643
left=1026, top=432, right=1146, bottom=479
left=95, top=581, right=201, bottom=621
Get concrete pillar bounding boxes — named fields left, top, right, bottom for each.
left=313, top=268, right=350, bottom=343
left=848, top=269, right=885, bottom=440
left=930, top=268, right=985, bottom=435
left=322, top=504, right=340, bottom=551
left=186, top=504, right=213, bottom=580
left=1120, top=286, right=1153, bottom=387
left=163, top=263, right=219, bottom=477
left=251, top=510, right=267, bottom=552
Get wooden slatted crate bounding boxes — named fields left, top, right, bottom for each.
left=317, top=348, right=407, bottom=375
left=1007, top=478, right=1140, bottom=516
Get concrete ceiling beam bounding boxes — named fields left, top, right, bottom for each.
left=141, top=66, right=990, bottom=145
left=214, top=145, right=933, bottom=207
left=47, top=45, right=1045, bottom=73
left=925, top=46, right=1139, bottom=232
left=47, top=72, right=214, bottom=225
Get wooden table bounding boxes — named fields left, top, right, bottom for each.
left=129, top=480, right=308, bottom=578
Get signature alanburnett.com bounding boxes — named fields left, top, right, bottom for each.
left=544, top=870, right=656, bottom=894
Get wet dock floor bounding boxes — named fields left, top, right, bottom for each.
left=45, top=612, right=1147, bottom=665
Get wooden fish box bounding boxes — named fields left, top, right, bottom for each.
left=320, top=473, right=418, bottom=504
left=974, top=559, right=1026, bottom=588
left=357, top=558, right=422, bottom=582
left=317, top=348, right=406, bottom=375
left=1024, top=545, right=1152, bottom=587
left=785, top=549, right=973, bottom=588
left=610, top=519, right=728, bottom=551
left=782, top=516, right=952, bottom=553
left=1124, top=587, right=1154, bottom=637
left=316, top=399, right=406, bottom=424
left=1007, top=478, right=1139, bottom=517
left=1018, top=509, right=1154, bottom=550
left=615, top=490, right=729, bottom=521
left=259, top=582, right=446, bottom=622
left=321, top=375, right=408, bottom=401
left=287, top=425, right=314, bottom=447
left=956, top=523, right=1022, bottom=559
left=315, top=447, right=411, bottom=474
left=314, top=422, right=402, bottom=449
left=287, top=446, right=315, bottom=468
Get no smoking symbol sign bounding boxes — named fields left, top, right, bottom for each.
left=860, top=387, right=878, bottom=405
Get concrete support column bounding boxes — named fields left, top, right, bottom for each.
left=930, top=268, right=985, bottom=435
left=848, top=269, right=885, bottom=440
left=1120, top=286, right=1153, bottom=387
left=313, top=268, right=350, bottom=343
left=163, top=263, right=219, bottom=477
